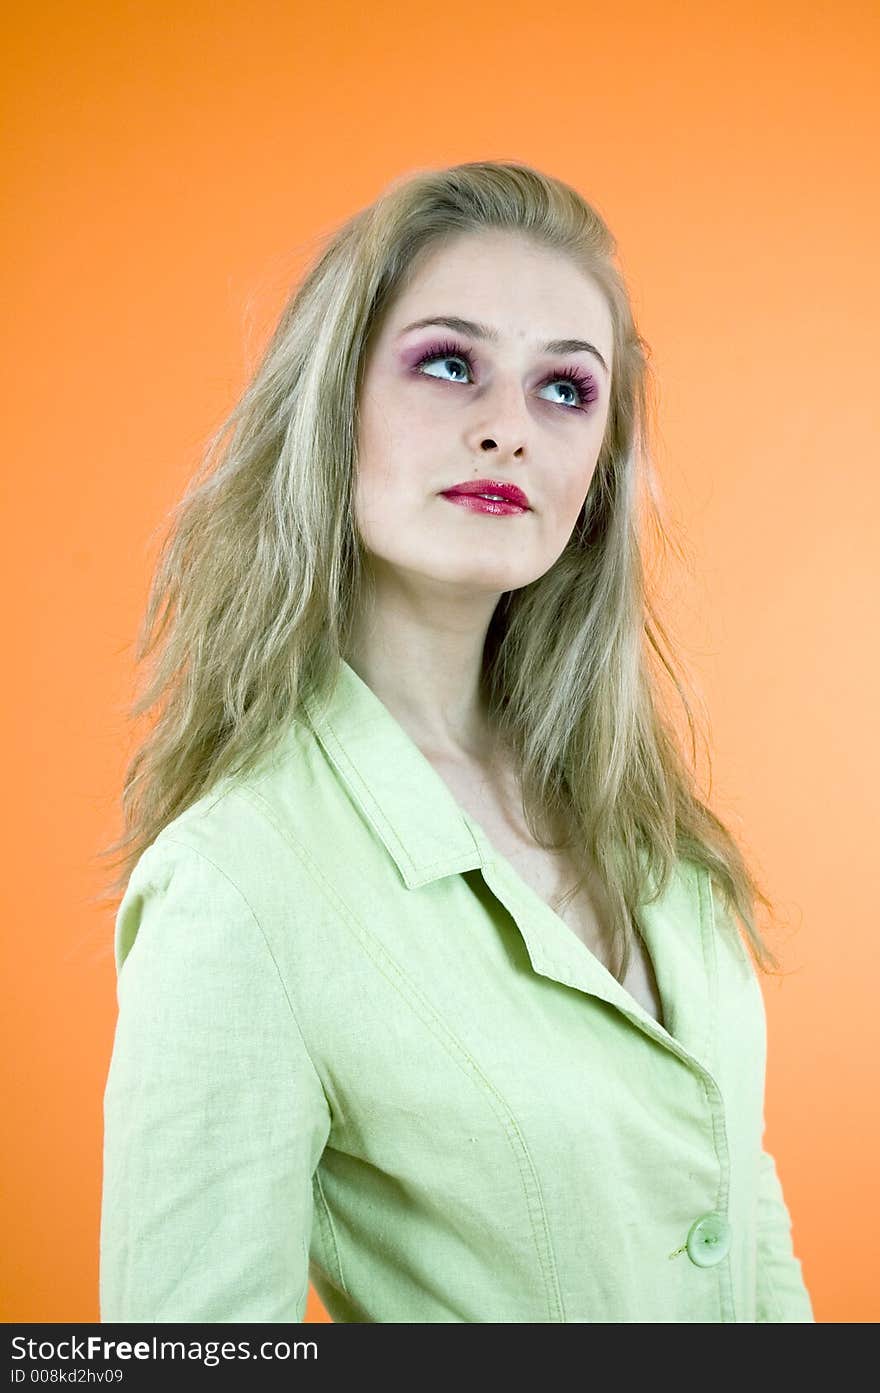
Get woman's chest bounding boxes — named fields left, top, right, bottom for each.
left=479, top=814, right=663, bottom=1026
left=427, top=755, right=665, bottom=1027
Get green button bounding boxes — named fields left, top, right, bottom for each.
left=686, top=1212, right=731, bottom=1267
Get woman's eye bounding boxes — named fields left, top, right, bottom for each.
left=537, top=380, right=579, bottom=409
left=418, top=353, right=471, bottom=383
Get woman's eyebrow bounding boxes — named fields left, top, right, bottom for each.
left=397, top=315, right=609, bottom=376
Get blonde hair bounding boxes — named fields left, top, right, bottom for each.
left=96, top=159, right=786, bottom=985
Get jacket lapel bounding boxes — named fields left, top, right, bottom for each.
left=304, top=658, right=715, bottom=1073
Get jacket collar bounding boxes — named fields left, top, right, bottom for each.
left=303, top=657, right=483, bottom=888
left=301, top=657, right=716, bottom=1067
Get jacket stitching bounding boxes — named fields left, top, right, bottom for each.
left=312, top=1167, right=349, bottom=1298
left=698, top=867, right=739, bottom=1322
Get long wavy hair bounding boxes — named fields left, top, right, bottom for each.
left=96, top=159, right=787, bottom=985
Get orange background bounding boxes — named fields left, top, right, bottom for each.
left=2, top=0, right=878, bottom=1324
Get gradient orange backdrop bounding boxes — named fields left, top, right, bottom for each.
left=3, top=0, right=878, bottom=1324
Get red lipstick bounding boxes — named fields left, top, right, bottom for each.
left=440, top=478, right=531, bottom=516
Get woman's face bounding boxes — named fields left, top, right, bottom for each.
left=355, top=229, right=614, bottom=597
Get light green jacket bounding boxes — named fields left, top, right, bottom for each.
left=100, top=658, right=814, bottom=1323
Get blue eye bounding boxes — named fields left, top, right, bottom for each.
left=412, top=339, right=598, bottom=412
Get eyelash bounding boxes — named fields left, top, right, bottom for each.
left=411, top=338, right=600, bottom=412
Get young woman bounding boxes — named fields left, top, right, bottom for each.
left=98, top=160, right=814, bottom=1323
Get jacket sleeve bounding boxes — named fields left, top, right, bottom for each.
left=708, top=876, right=815, bottom=1323
left=755, top=1123, right=814, bottom=1322
left=100, top=835, right=332, bottom=1323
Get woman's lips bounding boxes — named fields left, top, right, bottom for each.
left=440, top=492, right=529, bottom=517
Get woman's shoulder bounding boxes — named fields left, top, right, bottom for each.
left=144, top=713, right=332, bottom=860
left=118, top=721, right=337, bottom=951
